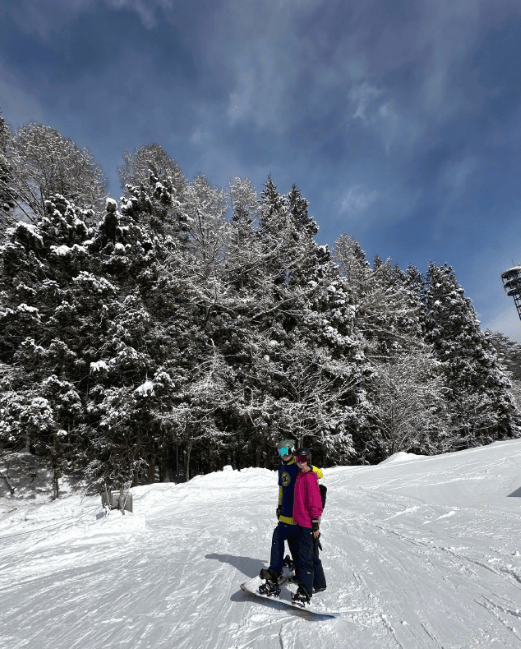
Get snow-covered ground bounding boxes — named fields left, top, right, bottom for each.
left=1, top=440, right=521, bottom=649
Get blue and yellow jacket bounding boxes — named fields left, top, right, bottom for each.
left=278, top=458, right=323, bottom=525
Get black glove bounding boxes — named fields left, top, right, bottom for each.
left=311, top=519, right=320, bottom=533
left=276, top=506, right=281, bottom=519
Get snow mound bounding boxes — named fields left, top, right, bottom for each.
left=379, top=451, right=424, bottom=465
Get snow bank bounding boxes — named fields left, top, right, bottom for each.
left=379, top=451, right=424, bottom=465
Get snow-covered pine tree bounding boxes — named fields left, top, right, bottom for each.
left=369, top=350, right=450, bottom=459
left=12, top=123, right=108, bottom=219
left=119, top=143, right=186, bottom=202
left=0, top=111, right=16, bottom=236
left=0, top=194, right=104, bottom=495
left=183, top=173, right=228, bottom=280
left=333, top=234, right=451, bottom=462
left=84, top=195, right=180, bottom=487
left=487, top=331, right=521, bottom=412
left=258, top=176, right=293, bottom=286
left=225, top=177, right=263, bottom=293
left=423, top=262, right=519, bottom=447
left=231, top=185, right=369, bottom=465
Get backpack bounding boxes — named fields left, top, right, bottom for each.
left=319, top=484, right=327, bottom=510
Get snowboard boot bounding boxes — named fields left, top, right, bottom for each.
left=284, top=555, right=298, bottom=582
left=259, top=569, right=281, bottom=597
left=292, top=586, right=311, bottom=606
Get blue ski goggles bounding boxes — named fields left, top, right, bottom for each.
left=277, top=445, right=294, bottom=457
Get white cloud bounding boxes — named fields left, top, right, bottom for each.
left=190, top=126, right=212, bottom=146
left=106, top=0, right=174, bottom=29
left=414, top=0, right=483, bottom=117
left=434, top=155, right=480, bottom=228
left=339, top=185, right=378, bottom=217
left=225, top=39, right=289, bottom=131
left=9, top=0, right=174, bottom=37
left=227, top=70, right=255, bottom=124
left=348, top=85, right=409, bottom=153
left=350, top=82, right=383, bottom=121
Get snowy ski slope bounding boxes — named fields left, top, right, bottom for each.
left=1, top=440, right=521, bottom=648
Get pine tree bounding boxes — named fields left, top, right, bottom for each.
left=184, top=174, right=228, bottom=280
left=333, top=235, right=451, bottom=462
left=487, top=331, right=521, bottom=411
left=370, top=350, right=449, bottom=459
left=0, top=194, right=103, bottom=495
left=119, top=143, right=186, bottom=201
left=424, top=262, right=519, bottom=447
left=0, top=111, right=16, bottom=236
left=225, top=177, right=263, bottom=292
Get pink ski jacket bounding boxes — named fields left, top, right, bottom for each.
left=293, top=469, right=323, bottom=528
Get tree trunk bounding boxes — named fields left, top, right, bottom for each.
left=119, top=483, right=126, bottom=516
left=185, top=439, right=193, bottom=482
left=147, top=456, right=156, bottom=484
left=0, top=474, right=15, bottom=495
left=52, top=469, right=59, bottom=500
left=160, top=455, right=169, bottom=482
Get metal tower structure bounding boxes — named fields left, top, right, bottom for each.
left=501, top=265, right=521, bottom=321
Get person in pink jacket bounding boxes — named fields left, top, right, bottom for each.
left=292, top=447, right=326, bottom=605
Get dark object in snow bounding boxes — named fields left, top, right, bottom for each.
left=101, top=486, right=133, bottom=513
left=319, top=484, right=327, bottom=510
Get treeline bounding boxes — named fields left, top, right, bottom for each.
left=0, top=113, right=519, bottom=497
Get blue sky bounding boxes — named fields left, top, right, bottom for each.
left=1, top=0, right=521, bottom=339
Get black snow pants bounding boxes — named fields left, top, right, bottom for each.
left=296, top=525, right=326, bottom=595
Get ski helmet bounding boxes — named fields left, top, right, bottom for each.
left=277, top=439, right=295, bottom=457
left=294, top=447, right=312, bottom=464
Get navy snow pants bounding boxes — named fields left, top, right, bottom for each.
left=268, top=522, right=301, bottom=576
left=296, top=525, right=326, bottom=595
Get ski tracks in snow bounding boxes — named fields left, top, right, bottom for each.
left=1, top=445, right=521, bottom=648
left=322, top=468, right=521, bottom=648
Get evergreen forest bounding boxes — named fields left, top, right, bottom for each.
left=1, top=113, right=519, bottom=497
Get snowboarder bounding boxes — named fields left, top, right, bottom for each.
left=291, top=447, right=326, bottom=606
left=259, top=440, right=323, bottom=596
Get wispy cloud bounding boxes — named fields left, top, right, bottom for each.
left=105, top=0, right=175, bottom=29
left=8, top=0, right=175, bottom=37
left=225, top=36, right=293, bottom=131
left=228, top=70, right=255, bottom=124
left=350, top=82, right=383, bottom=122
left=339, top=185, right=378, bottom=217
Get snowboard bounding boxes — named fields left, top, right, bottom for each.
left=240, top=572, right=340, bottom=618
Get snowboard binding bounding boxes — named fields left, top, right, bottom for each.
left=258, top=568, right=281, bottom=597
left=291, top=586, right=311, bottom=607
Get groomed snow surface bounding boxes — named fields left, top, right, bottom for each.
left=1, top=440, right=521, bottom=649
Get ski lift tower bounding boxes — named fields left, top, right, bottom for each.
left=501, top=265, right=521, bottom=322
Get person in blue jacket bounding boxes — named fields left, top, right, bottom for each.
left=259, top=439, right=323, bottom=595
